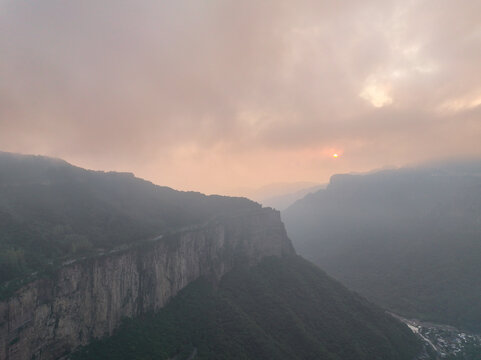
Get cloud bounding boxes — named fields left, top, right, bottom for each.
left=0, top=0, right=480, bottom=194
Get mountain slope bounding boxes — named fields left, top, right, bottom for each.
left=0, top=152, right=426, bottom=360
left=283, top=160, right=481, bottom=331
left=0, top=151, right=258, bottom=287
left=72, top=256, right=423, bottom=360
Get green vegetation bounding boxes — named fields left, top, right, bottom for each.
left=0, top=152, right=259, bottom=292
left=446, top=339, right=481, bottom=360
left=283, top=161, right=481, bottom=332
left=72, top=256, right=422, bottom=360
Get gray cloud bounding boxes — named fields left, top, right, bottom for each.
left=1, top=0, right=480, bottom=194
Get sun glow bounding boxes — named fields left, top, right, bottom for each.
left=359, top=83, right=393, bottom=108
left=333, top=153, right=339, bottom=158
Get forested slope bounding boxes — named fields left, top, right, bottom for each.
left=0, top=152, right=258, bottom=287
left=73, top=256, right=423, bottom=360
left=283, top=160, right=481, bottom=331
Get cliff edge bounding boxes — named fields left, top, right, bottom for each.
left=0, top=208, right=294, bottom=360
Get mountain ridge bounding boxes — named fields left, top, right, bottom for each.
left=0, top=152, right=427, bottom=360
left=283, top=159, right=481, bottom=332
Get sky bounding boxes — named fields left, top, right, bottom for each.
left=1, top=0, right=480, bottom=196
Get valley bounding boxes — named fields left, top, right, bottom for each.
left=398, top=316, right=481, bottom=359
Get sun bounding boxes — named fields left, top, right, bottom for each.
left=332, top=153, right=339, bottom=158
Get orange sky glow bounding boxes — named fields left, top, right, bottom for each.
left=1, top=0, right=480, bottom=197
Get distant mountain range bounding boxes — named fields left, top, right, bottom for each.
left=0, top=151, right=426, bottom=359
left=260, top=184, right=326, bottom=210
left=283, top=159, right=481, bottom=332
left=232, top=182, right=324, bottom=210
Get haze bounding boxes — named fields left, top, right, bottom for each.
left=1, top=0, right=480, bottom=195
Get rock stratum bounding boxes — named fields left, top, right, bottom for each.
left=0, top=208, right=293, bottom=360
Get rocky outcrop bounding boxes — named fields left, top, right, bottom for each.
left=0, top=208, right=294, bottom=360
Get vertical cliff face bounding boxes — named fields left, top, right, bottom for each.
left=0, top=208, right=294, bottom=360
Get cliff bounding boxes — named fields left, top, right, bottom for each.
left=73, top=256, right=424, bottom=360
left=0, top=208, right=294, bottom=360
